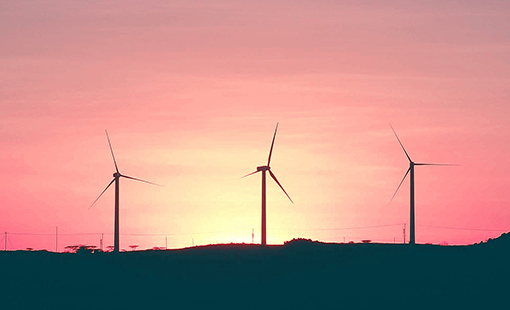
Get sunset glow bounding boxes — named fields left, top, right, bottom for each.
left=1, top=1, right=510, bottom=251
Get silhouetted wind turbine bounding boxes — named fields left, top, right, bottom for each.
left=389, top=124, right=456, bottom=245
left=89, top=130, right=161, bottom=253
left=241, top=123, right=293, bottom=246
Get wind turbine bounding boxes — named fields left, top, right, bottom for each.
left=241, top=123, right=293, bottom=246
left=89, top=130, right=161, bottom=253
left=389, top=124, right=455, bottom=245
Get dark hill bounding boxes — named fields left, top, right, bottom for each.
left=1, top=236, right=509, bottom=309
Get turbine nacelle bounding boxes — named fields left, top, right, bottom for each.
left=257, top=166, right=270, bottom=171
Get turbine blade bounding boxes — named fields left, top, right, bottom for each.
left=89, top=179, right=115, bottom=209
left=121, top=175, right=162, bottom=187
left=240, top=171, right=260, bottom=179
left=390, top=124, right=412, bottom=163
left=389, top=168, right=410, bottom=204
left=267, top=122, right=279, bottom=166
left=414, top=163, right=459, bottom=166
left=105, top=130, right=119, bottom=173
left=269, top=170, right=294, bottom=204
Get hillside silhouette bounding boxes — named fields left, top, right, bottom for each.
left=1, top=236, right=509, bottom=309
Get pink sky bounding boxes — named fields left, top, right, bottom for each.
left=1, top=0, right=510, bottom=250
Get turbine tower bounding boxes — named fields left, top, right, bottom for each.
left=241, top=123, right=293, bottom=246
left=90, top=130, right=161, bottom=253
left=389, top=125, right=455, bottom=245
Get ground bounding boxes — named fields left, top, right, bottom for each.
left=1, top=237, right=509, bottom=309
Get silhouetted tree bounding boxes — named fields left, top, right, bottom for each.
left=129, top=245, right=139, bottom=251
left=64, top=244, right=97, bottom=253
left=361, top=240, right=371, bottom=243
left=78, top=245, right=97, bottom=254
left=64, top=245, right=81, bottom=253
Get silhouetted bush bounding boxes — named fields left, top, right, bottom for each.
left=284, top=238, right=314, bottom=246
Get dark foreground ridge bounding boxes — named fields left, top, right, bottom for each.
left=2, top=235, right=510, bottom=309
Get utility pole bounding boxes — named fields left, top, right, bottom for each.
left=165, top=236, right=168, bottom=249
left=403, top=223, right=406, bottom=244
left=55, top=227, right=58, bottom=252
left=252, top=229, right=254, bottom=244
left=100, top=234, right=104, bottom=251
left=4, top=232, right=7, bottom=251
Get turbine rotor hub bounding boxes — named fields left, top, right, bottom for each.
left=113, top=172, right=121, bottom=178
left=257, top=166, right=270, bottom=171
